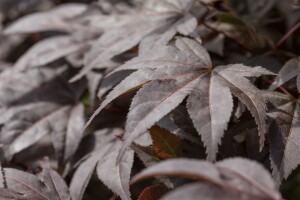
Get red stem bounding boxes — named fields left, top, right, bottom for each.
left=275, top=22, right=300, bottom=49
left=264, top=79, right=292, bottom=96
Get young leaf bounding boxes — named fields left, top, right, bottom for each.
left=149, top=126, right=183, bottom=159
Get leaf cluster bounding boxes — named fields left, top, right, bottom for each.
left=0, top=0, right=300, bottom=199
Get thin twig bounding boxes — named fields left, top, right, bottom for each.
left=264, top=79, right=293, bottom=97
left=275, top=22, right=300, bottom=49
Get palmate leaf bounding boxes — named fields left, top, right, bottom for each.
left=265, top=91, right=300, bottom=184
left=269, top=57, right=300, bottom=93
left=71, top=0, right=205, bottom=81
left=132, top=158, right=281, bottom=200
left=88, top=37, right=273, bottom=162
left=0, top=162, right=70, bottom=200
left=0, top=66, right=86, bottom=164
left=69, top=128, right=134, bottom=200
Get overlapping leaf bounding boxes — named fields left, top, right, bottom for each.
left=209, top=13, right=273, bottom=51
left=269, top=57, right=300, bottom=93
left=0, top=66, right=86, bottom=164
left=89, top=37, right=272, bottom=161
left=2, top=1, right=136, bottom=102
left=1, top=0, right=300, bottom=199
left=0, top=162, right=70, bottom=200
left=69, top=128, right=134, bottom=200
left=265, top=91, right=300, bottom=183
left=149, top=126, right=183, bottom=159
left=0, top=0, right=50, bottom=25
left=132, top=158, right=281, bottom=200
left=13, top=34, right=95, bottom=71
left=71, top=0, right=206, bottom=81
left=138, top=184, right=169, bottom=200
left=3, top=3, right=87, bottom=34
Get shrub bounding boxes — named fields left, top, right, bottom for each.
left=0, top=0, right=299, bottom=199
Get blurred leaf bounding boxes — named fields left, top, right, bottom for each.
left=269, top=57, right=300, bottom=93
left=0, top=163, right=70, bottom=200
left=213, top=13, right=274, bottom=50
left=138, top=184, right=169, bottom=200
left=132, top=158, right=281, bottom=200
left=69, top=128, right=134, bottom=200
left=3, top=3, right=87, bottom=34
left=265, top=91, right=300, bottom=184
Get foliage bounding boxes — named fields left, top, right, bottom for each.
left=0, top=0, right=300, bottom=199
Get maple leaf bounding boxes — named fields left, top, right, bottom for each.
left=2, top=2, right=135, bottom=103
left=13, top=34, right=95, bottom=71
left=265, top=91, right=300, bottom=184
left=88, top=37, right=273, bottom=161
left=71, top=0, right=205, bottom=81
left=3, top=3, right=88, bottom=34
left=0, top=66, right=86, bottom=164
left=69, top=128, right=134, bottom=200
left=40, top=158, right=71, bottom=200
left=132, top=158, right=281, bottom=200
left=269, top=57, right=300, bottom=93
left=0, top=162, right=71, bottom=200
